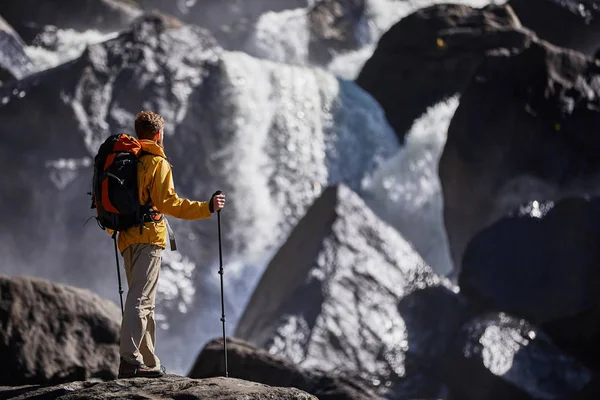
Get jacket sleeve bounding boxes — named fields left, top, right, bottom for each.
left=150, top=158, right=212, bottom=220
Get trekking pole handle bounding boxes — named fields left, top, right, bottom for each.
left=213, top=190, right=224, bottom=213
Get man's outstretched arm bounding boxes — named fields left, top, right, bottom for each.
left=150, top=158, right=212, bottom=220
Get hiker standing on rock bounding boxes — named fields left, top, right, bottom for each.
left=115, top=111, right=226, bottom=378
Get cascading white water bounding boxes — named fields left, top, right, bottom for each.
left=361, top=97, right=460, bottom=276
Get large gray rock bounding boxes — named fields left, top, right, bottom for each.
left=508, top=0, right=600, bottom=57
left=356, top=3, right=529, bottom=142
left=459, top=197, right=600, bottom=370
left=0, top=15, right=34, bottom=82
left=0, top=12, right=397, bottom=373
left=189, top=337, right=379, bottom=400
left=0, top=376, right=317, bottom=399
left=445, top=313, right=597, bottom=400
left=0, top=275, right=121, bottom=385
left=235, top=184, right=464, bottom=399
left=438, top=33, right=600, bottom=272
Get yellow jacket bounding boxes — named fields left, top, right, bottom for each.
left=112, top=140, right=212, bottom=253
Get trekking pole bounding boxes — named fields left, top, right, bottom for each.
left=215, top=190, right=228, bottom=377
left=112, top=232, right=125, bottom=316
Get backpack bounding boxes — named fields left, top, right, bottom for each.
left=90, top=133, right=154, bottom=232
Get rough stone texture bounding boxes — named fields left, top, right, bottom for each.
left=438, top=34, right=600, bottom=272
left=0, top=12, right=396, bottom=372
left=0, top=275, right=121, bottom=385
left=0, top=376, right=317, bottom=399
left=0, top=15, right=33, bottom=82
left=445, top=313, right=596, bottom=400
left=356, top=3, right=529, bottom=142
left=508, top=0, right=600, bottom=57
left=189, top=337, right=379, bottom=400
left=0, top=0, right=141, bottom=36
left=235, top=184, right=464, bottom=399
left=459, top=197, right=600, bottom=370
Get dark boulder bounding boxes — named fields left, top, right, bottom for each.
left=438, top=34, right=600, bottom=272
left=189, top=337, right=378, bottom=400
left=234, top=184, right=464, bottom=399
left=445, top=313, right=596, bottom=400
left=508, top=0, right=600, bottom=57
left=356, top=3, right=529, bottom=142
left=459, top=197, right=600, bottom=369
left=0, top=275, right=121, bottom=385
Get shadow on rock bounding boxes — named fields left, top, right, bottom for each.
left=392, top=285, right=466, bottom=398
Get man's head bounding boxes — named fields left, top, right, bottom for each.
left=135, top=111, right=165, bottom=148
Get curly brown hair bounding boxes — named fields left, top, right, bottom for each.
left=135, top=111, right=164, bottom=140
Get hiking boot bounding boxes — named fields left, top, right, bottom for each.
left=118, top=359, right=165, bottom=379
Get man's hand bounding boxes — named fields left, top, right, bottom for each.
left=210, top=191, right=226, bottom=213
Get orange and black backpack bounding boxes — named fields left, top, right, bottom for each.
left=90, top=133, right=154, bottom=232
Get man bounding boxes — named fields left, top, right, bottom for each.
left=116, top=111, right=225, bottom=379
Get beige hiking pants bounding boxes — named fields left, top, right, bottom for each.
left=119, top=243, right=162, bottom=368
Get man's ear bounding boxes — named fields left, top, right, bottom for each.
left=153, top=131, right=161, bottom=141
